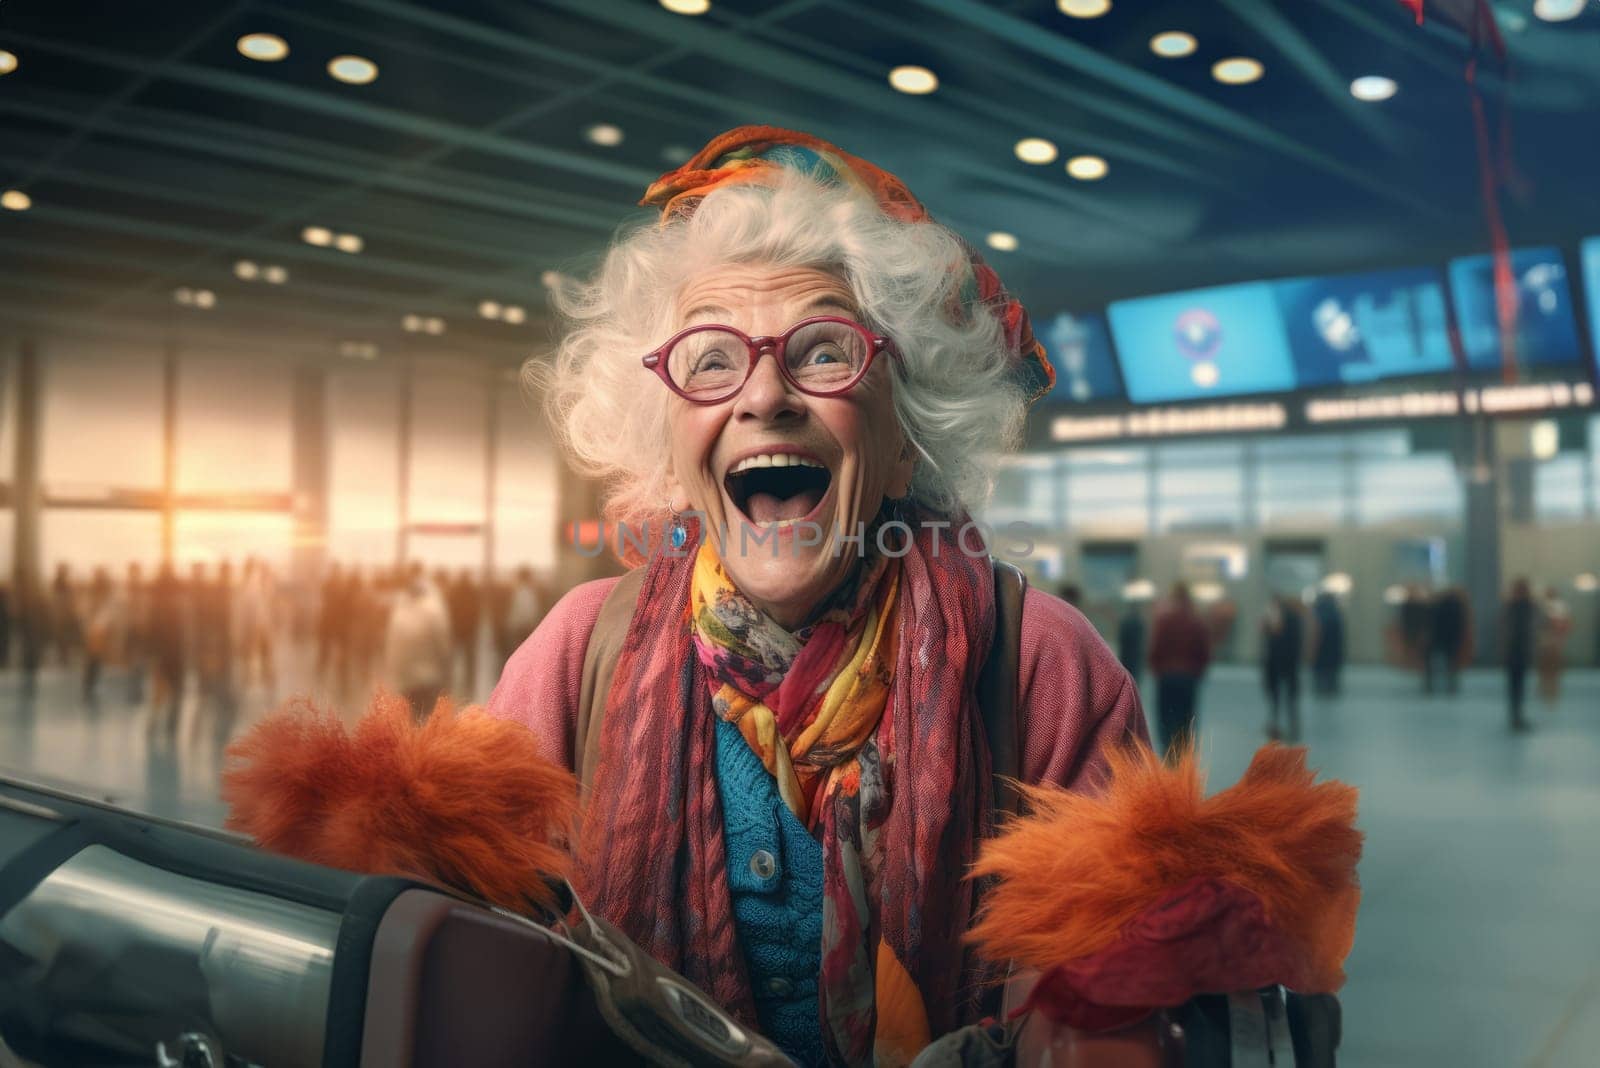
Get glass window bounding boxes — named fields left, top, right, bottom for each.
left=1258, top=458, right=1344, bottom=526
left=409, top=368, right=487, bottom=524
left=42, top=509, right=162, bottom=574
left=328, top=366, right=401, bottom=566
left=42, top=343, right=164, bottom=491
left=177, top=357, right=292, bottom=495
left=1154, top=442, right=1244, bottom=532
left=1064, top=447, right=1149, bottom=530
left=1534, top=454, right=1588, bottom=521
left=1355, top=453, right=1462, bottom=523
left=175, top=511, right=294, bottom=573
left=494, top=385, right=559, bottom=573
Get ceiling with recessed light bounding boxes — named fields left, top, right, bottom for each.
left=1, top=0, right=1598, bottom=368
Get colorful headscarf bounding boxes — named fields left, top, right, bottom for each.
left=641, top=125, right=1057, bottom=405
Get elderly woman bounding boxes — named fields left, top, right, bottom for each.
left=489, top=127, right=1145, bottom=1067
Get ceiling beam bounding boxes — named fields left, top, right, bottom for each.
left=1215, top=0, right=1408, bottom=154
left=2, top=31, right=660, bottom=190
left=906, top=0, right=1452, bottom=221
left=0, top=93, right=623, bottom=235
left=532, top=0, right=1173, bottom=242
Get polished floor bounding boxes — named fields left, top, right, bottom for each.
left=1, top=650, right=1596, bottom=1067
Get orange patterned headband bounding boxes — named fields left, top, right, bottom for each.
left=641, top=125, right=1056, bottom=405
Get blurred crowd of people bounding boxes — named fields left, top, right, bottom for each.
left=1390, top=580, right=1572, bottom=729
left=1104, top=582, right=1348, bottom=753
left=0, top=557, right=558, bottom=731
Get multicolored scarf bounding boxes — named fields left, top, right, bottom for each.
left=691, top=540, right=899, bottom=827
left=575, top=514, right=997, bottom=1066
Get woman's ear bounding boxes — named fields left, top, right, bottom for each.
left=664, top=472, right=694, bottom=513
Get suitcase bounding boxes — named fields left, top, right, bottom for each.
left=0, top=774, right=770, bottom=1067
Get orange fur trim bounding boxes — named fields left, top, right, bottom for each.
left=967, top=743, right=1362, bottom=993
left=222, top=691, right=578, bottom=913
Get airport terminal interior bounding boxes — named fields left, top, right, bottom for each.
left=2, top=1, right=1599, bottom=1066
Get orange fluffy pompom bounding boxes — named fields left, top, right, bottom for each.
left=968, top=743, right=1362, bottom=994
left=222, top=691, right=578, bottom=913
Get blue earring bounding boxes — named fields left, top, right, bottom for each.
left=670, top=513, right=688, bottom=550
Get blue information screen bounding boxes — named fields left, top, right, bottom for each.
left=1039, top=311, right=1123, bottom=403
left=1447, top=247, right=1583, bottom=371
left=1107, top=282, right=1298, bottom=403
left=1273, top=267, right=1455, bottom=386
left=1582, top=237, right=1600, bottom=372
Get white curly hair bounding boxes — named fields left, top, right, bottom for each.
left=526, top=168, right=1029, bottom=533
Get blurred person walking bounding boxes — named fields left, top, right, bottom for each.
left=147, top=563, right=186, bottom=734
left=1116, top=600, right=1146, bottom=687
left=1310, top=591, right=1345, bottom=697
left=1260, top=594, right=1304, bottom=742
left=1399, top=585, right=1432, bottom=684
left=502, top=566, right=543, bottom=664
left=1504, top=578, right=1537, bottom=732
left=384, top=564, right=453, bottom=722
left=235, top=558, right=278, bottom=693
left=1425, top=587, right=1468, bottom=695
left=1536, top=585, right=1572, bottom=704
left=80, top=567, right=125, bottom=702
left=1147, top=582, right=1211, bottom=756
left=123, top=563, right=149, bottom=704
left=49, top=563, right=82, bottom=668
left=0, top=581, right=11, bottom=670
left=315, top=563, right=348, bottom=690
left=447, top=568, right=482, bottom=697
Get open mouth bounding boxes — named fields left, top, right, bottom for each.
left=724, top=454, right=833, bottom=526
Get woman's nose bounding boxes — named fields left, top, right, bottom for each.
left=735, top=348, right=803, bottom=421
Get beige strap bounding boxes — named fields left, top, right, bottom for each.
left=574, top=566, right=645, bottom=793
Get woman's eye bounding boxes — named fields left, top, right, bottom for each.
left=802, top=345, right=844, bottom=365
left=695, top=350, right=731, bottom=371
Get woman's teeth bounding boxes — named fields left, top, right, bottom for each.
left=728, top=453, right=825, bottom=475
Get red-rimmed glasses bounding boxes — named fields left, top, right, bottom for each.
left=642, top=316, right=899, bottom=404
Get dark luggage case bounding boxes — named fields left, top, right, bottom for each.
left=0, top=774, right=640, bottom=1067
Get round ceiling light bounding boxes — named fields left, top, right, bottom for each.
left=1066, top=154, right=1108, bottom=180
left=659, top=0, right=711, bottom=12
left=263, top=265, right=289, bottom=284
left=986, top=231, right=1019, bottom=252
left=1533, top=0, right=1585, bottom=21
left=1, top=189, right=32, bottom=211
left=193, top=289, right=217, bottom=310
left=1058, top=0, right=1111, bottom=17
left=479, top=300, right=502, bottom=319
left=502, top=305, right=526, bottom=325
left=1014, top=138, right=1059, bottom=165
left=585, top=123, right=624, bottom=147
left=888, top=65, right=938, bottom=95
left=302, top=225, right=332, bottom=247
left=540, top=270, right=563, bottom=289
left=1350, top=75, right=1397, bottom=102
left=1212, top=57, right=1265, bottom=85
left=237, top=34, right=288, bottom=62
left=327, top=55, right=378, bottom=85
left=1149, top=31, right=1197, bottom=58
left=234, top=260, right=260, bottom=281
left=0, top=50, right=18, bottom=75
left=334, top=232, right=364, bottom=254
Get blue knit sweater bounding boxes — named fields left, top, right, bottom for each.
left=714, top=716, right=826, bottom=1067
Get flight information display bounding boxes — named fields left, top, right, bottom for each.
left=1039, top=310, right=1124, bottom=403
left=1107, top=282, right=1298, bottom=403
left=1447, top=247, right=1584, bottom=371
left=1273, top=267, right=1455, bottom=386
left=1582, top=237, right=1600, bottom=371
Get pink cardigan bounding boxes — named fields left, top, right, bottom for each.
left=488, top=577, right=1148, bottom=793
